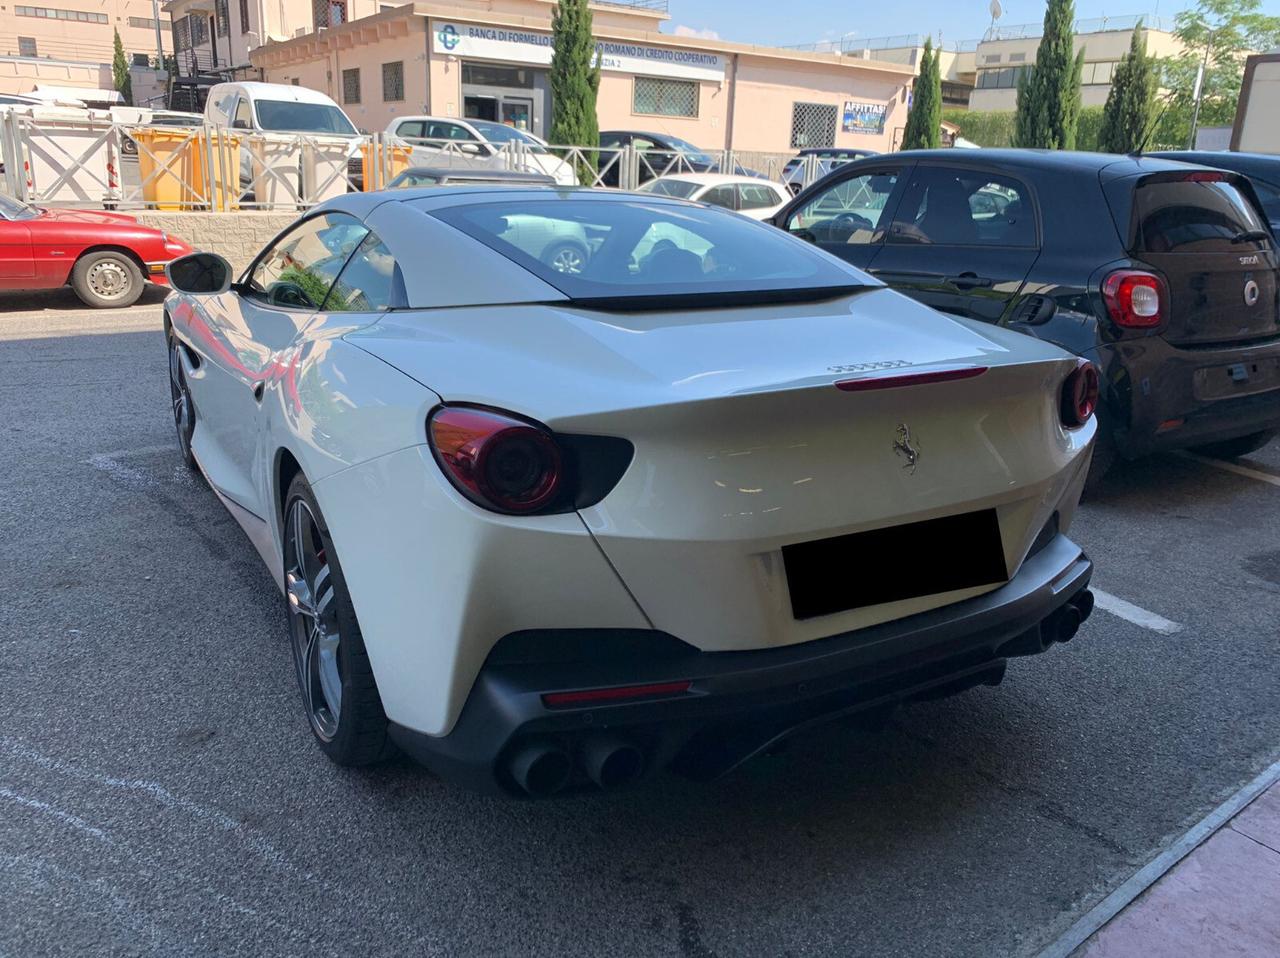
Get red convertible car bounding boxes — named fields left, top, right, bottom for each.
left=0, top=194, right=193, bottom=307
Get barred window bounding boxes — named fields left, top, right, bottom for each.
left=790, top=102, right=837, bottom=149
left=382, top=61, right=404, bottom=101
left=313, top=0, right=346, bottom=29
left=342, top=67, right=361, bottom=104
left=215, top=0, right=229, bottom=36
left=190, top=14, right=208, bottom=45
left=633, top=77, right=698, bottom=118
left=18, top=36, right=36, bottom=56
left=239, top=0, right=249, bottom=33
left=16, top=5, right=108, bottom=23
left=175, top=16, right=191, bottom=49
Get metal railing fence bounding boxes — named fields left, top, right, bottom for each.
left=0, top=113, right=833, bottom=211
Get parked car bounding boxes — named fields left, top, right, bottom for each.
left=203, top=81, right=359, bottom=194
left=387, top=167, right=557, bottom=189
left=161, top=186, right=1096, bottom=796
left=782, top=147, right=879, bottom=194
left=598, top=130, right=760, bottom=187
left=636, top=174, right=791, bottom=220
left=0, top=193, right=191, bottom=307
left=771, top=149, right=1280, bottom=481
left=384, top=116, right=576, bottom=185
left=1148, top=151, right=1280, bottom=233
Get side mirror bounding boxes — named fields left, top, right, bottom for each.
left=166, top=252, right=233, bottom=294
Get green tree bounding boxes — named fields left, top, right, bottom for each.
left=111, top=29, right=132, bottom=106
left=902, top=38, right=942, bottom=149
left=1155, top=0, right=1280, bottom=148
left=548, top=0, right=600, bottom=183
left=1013, top=0, right=1083, bottom=148
left=1098, top=26, right=1158, bottom=152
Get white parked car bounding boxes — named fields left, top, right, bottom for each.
left=385, top=115, right=576, bottom=186
left=637, top=173, right=791, bottom=220
left=162, top=187, right=1097, bottom=797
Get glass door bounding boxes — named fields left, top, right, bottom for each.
left=501, top=97, right=534, bottom=133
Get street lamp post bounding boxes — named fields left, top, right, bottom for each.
left=1187, top=31, right=1214, bottom=149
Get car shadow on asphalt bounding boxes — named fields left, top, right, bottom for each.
left=0, top=285, right=169, bottom=313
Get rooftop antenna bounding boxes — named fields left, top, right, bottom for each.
left=988, top=0, right=1003, bottom=40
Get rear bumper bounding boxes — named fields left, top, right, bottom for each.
left=1094, top=337, right=1280, bottom=456
left=390, top=532, right=1093, bottom=796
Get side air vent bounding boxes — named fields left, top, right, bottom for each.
left=1011, top=295, right=1054, bottom=325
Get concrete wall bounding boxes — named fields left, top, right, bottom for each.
left=134, top=211, right=297, bottom=273
left=0, top=0, right=172, bottom=66
left=0, top=56, right=113, bottom=98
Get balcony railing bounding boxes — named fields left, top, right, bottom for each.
left=172, top=46, right=227, bottom=78
left=982, top=14, right=1173, bottom=42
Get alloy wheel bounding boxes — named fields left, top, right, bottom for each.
left=548, top=245, right=585, bottom=274
left=168, top=338, right=193, bottom=460
left=284, top=499, right=343, bottom=741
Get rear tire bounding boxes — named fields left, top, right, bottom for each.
left=1081, top=424, right=1119, bottom=497
left=167, top=330, right=197, bottom=470
left=71, top=250, right=144, bottom=308
left=1190, top=430, right=1277, bottom=460
left=283, top=473, right=394, bottom=766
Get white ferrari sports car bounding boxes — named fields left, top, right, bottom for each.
left=163, top=187, right=1098, bottom=797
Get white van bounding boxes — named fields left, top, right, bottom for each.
left=204, top=82, right=360, bottom=194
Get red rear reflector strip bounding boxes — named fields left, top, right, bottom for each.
left=1183, top=171, right=1226, bottom=183
left=542, top=680, right=692, bottom=708
left=835, top=366, right=988, bottom=392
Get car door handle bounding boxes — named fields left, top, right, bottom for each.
left=946, top=273, right=995, bottom=290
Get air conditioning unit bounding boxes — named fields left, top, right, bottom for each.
left=294, top=27, right=308, bottom=37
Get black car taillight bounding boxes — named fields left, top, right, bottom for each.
left=428, top=405, right=633, bottom=515
left=1102, top=269, right=1166, bottom=329
left=1061, top=359, right=1099, bottom=428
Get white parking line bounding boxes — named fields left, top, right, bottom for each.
left=1178, top=452, right=1280, bottom=488
left=1091, top=589, right=1184, bottom=635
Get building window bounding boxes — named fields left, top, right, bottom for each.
left=382, top=61, right=404, bottom=101
left=190, top=14, right=209, bottom=45
left=1009, top=52, right=1026, bottom=62
left=976, top=66, right=1027, bottom=89
left=16, top=5, right=109, bottom=23
left=342, top=67, right=360, bottom=104
left=131, top=52, right=150, bottom=66
left=127, top=15, right=168, bottom=29
left=239, top=0, right=250, bottom=34
left=633, top=77, right=698, bottom=118
left=175, top=16, right=191, bottom=49
left=1081, top=61, right=1118, bottom=85
left=18, top=36, right=37, bottom=56
left=291, top=78, right=300, bottom=85
left=313, top=0, right=346, bottom=29
left=982, top=53, right=1002, bottom=64
left=215, top=0, right=229, bottom=36
left=790, top=101, right=838, bottom=149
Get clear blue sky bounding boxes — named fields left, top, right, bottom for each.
left=657, top=0, right=1280, bottom=48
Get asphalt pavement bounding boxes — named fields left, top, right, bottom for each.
left=1, top=301, right=1278, bottom=958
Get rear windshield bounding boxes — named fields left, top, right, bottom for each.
left=430, top=198, right=868, bottom=304
left=254, top=100, right=356, bottom=135
left=1134, top=178, right=1271, bottom=253
left=637, top=179, right=701, bottom=198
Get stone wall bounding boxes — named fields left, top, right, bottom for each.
left=134, top=212, right=298, bottom=275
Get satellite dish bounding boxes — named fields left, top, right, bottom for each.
left=990, top=0, right=1003, bottom=20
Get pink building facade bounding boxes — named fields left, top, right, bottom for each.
left=251, top=0, right=915, bottom=155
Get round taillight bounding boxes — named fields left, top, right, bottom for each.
left=1061, top=360, right=1099, bottom=428
left=429, top=407, right=562, bottom=514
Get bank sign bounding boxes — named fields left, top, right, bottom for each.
left=432, top=21, right=726, bottom=82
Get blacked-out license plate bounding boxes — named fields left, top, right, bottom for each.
left=783, top=509, right=1008, bottom=620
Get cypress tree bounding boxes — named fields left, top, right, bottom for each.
left=1098, top=25, right=1157, bottom=153
left=1013, top=0, right=1082, bottom=148
left=548, top=0, right=600, bottom=183
left=902, top=38, right=942, bottom=149
left=112, top=29, right=133, bottom=106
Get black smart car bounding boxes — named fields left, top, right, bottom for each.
left=771, top=149, right=1280, bottom=482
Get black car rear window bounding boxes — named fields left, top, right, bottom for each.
left=1134, top=178, right=1271, bottom=253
